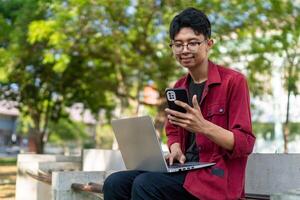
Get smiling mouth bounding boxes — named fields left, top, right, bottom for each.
left=181, top=56, right=194, bottom=61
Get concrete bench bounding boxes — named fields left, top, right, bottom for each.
left=24, top=150, right=300, bottom=200
left=52, top=171, right=106, bottom=200
left=272, top=188, right=300, bottom=200
left=19, top=150, right=124, bottom=200
left=52, top=149, right=125, bottom=200
left=67, top=152, right=300, bottom=200
left=15, top=154, right=81, bottom=200
left=246, top=154, right=300, bottom=199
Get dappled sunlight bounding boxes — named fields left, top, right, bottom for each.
left=0, top=165, right=16, bottom=199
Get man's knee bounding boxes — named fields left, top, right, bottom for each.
left=103, top=172, right=124, bottom=194
left=132, top=173, right=148, bottom=189
left=103, top=171, right=142, bottom=200
left=132, top=173, right=160, bottom=198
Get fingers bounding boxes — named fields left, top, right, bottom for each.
left=169, top=154, right=174, bottom=165
left=174, top=100, right=193, bottom=112
left=165, top=99, right=197, bottom=118
left=167, top=114, right=190, bottom=124
left=179, top=154, right=186, bottom=164
left=165, top=108, right=186, bottom=118
left=192, top=95, right=203, bottom=117
left=168, top=120, right=186, bottom=128
left=166, top=150, right=185, bottom=166
left=192, top=95, right=200, bottom=110
left=165, top=153, right=174, bottom=165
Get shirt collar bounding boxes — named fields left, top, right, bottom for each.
left=206, top=60, right=221, bottom=86
left=182, top=60, right=221, bottom=88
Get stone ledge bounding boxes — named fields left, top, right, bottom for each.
left=271, top=188, right=300, bottom=200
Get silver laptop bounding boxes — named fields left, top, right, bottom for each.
left=111, top=116, right=215, bottom=173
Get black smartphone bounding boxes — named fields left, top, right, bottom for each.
left=165, top=88, right=189, bottom=113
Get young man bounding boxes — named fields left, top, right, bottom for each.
left=103, top=7, right=255, bottom=200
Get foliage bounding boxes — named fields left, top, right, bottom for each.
left=288, top=122, right=300, bottom=141
left=238, top=1, right=300, bottom=152
left=252, top=122, right=275, bottom=140
left=0, top=0, right=299, bottom=152
left=48, top=118, right=88, bottom=144
left=96, top=123, right=114, bottom=149
left=253, top=122, right=300, bottom=142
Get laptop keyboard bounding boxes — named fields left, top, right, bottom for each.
left=168, top=163, right=197, bottom=168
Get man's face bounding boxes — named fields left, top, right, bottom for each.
left=171, top=27, right=213, bottom=70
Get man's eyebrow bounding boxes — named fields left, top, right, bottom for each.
left=173, top=38, right=201, bottom=42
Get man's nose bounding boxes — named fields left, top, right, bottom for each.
left=182, top=45, right=189, bottom=53
left=182, top=44, right=189, bottom=53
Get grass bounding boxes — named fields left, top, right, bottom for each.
left=0, top=157, right=17, bottom=166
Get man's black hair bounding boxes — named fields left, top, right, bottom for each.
left=169, top=7, right=211, bottom=40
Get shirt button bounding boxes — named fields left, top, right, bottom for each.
left=219, top=108, right=224, bottom=113
left=198, top=146, right=202, bottom=151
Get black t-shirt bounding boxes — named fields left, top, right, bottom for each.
left=185, top=78, right=206, bottom=162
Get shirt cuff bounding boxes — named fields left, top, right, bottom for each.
left=224, top=129, right=255, bottom=159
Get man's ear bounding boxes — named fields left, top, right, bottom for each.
left=207, top=39, right=214, bottom=47
left=206, top=39, right=214, bottom=51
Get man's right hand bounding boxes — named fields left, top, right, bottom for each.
left=165, top=143, right=186, bottom=165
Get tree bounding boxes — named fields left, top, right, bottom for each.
left=228, top=0, right=300, bottom=152
left=1, top=0, right=299, bottom=153
left=0, top=0, right=54, bottom=153
left=0, top=0, right=117, bottom=153
left=0, top=0, right=182, bottom=152
left=192, top=0, right=300, bottom=152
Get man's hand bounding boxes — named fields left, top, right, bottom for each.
left=166, top=94, right=235, bottom=151
left=165, top=95, right=210, bottom=134
left=165, top=143, right=186, bottom=165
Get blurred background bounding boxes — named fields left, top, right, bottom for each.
left=1, top=0, right=300, bottom=157
left=0, top=0, right=299, bottom=198
left=0, top=0, right=300, bottom=196
left=0, top=0, right=300, bottom=155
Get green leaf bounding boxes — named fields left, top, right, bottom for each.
left=28, top=20, right=56, bottom=44
left=53, top=54, right=70, bottom=73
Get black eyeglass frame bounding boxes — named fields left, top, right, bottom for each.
left=169, top=39, right=207, bottom=53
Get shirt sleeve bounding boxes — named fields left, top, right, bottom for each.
left=225, top=74, right=256, bottom=159
left=165, top=81, right=182, bottom=149
left=165, top=120, right=181, bottom=149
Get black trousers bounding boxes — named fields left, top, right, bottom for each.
left=103, top=170, right=199, bottom=200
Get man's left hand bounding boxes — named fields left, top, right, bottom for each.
left=165, top=95, right=210, bottom=134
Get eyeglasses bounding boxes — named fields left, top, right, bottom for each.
left=169, top=39, right=207, bottom=54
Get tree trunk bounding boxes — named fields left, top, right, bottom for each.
left=28, top=129, right=44, bottom=154
left=283, top=88, right=291, bottom=153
